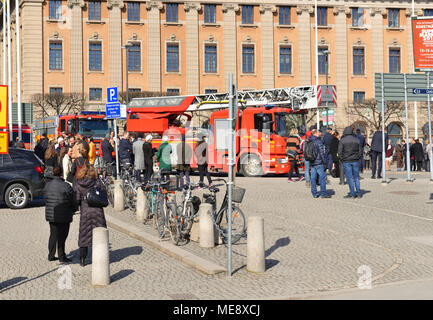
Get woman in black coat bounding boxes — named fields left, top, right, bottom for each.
left=44, top=166, right=77, bottom=263
left=75, top=164, right=107, bottom=267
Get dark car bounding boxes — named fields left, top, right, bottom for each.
left=0, top=148, right=45, bottom=209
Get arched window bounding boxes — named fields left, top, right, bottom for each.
left=387, top=122, right=402, bottom=146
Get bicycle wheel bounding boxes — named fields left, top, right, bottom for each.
left=167, top=203, right=187, bottom=246
left=180, top=202, right=195, bottom=238
left=124, top=184, right=136, bottom=212
left=223, top=205, right=247, bottom=244
left=154, top=196, right=167, bottom=238
left=106, top=177, right=114, bottom=207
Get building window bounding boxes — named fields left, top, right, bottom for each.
left=127, top=44, right=141, bottom=72
left=205, top=89, right=217, bottom=94
left=279, top=46, right=292, bottom=74
left=204, top=45, right=217, bottom=73
left=387, top=122, right=402, bottom=146
left=353, top=91, right=365, bottom=104
left=318, top=47, right=329, bottom=75
left=353, top=48, right=365, bottom=75
left=89, top=88, right=102, bottom=101
left=352, top=8, right=363, bottom=27
left=88, top=1, right=101, bottom=21
left=317, top=7, right=327, bottom=26
left=129, top=88, right=141, bottom=93
left=127, top=2, right=140, bottom=21
left=425, top=9, right=433, bottom=16
left=89, top=42, right=102, bottom=71
left=279, top=6, right=290, bottom=25
left=166, top=44, right=179, bottom=72
left=49, top=42, right=62, bottom=70
left=166, top=3, right=178, bottom=22
left=167, top=88, right=180, bottom=95
left=242, top=5, right=254, bottom=24
left=204, top=4, right=216, bottom=24
left=388, top=9, right=399, bottom=27
left=242, top=45, right=254, bottom=74
left=49, top=0, right=61, bottom=19
left=49, top=87, right=63, bottom=94
left=389, top=48, right=401, bottom=73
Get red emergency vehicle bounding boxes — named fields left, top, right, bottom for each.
left=126, top=86, right=336, bottom=176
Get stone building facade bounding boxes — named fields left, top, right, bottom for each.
left=1, top=0, right=433, bottom=140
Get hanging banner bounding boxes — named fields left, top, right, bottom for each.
left=412, top=17, right=433, bottom=72
left=0, top=131, right=8, bottom=154
left=0, top=85, right=8, bottom=129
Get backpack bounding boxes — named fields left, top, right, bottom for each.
left=303, top=140, right=317, bottom=162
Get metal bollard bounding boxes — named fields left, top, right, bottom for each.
left=92, top=227, right=110, bottom=286
left=247, top=216, right=265, bottom=273
left=136, top=187, right=147, bottom=222
left=113, top=179, right=124, bottom=211
left=199, top=203, right=215, bottom=248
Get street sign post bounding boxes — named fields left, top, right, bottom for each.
left=106, top=87, right=120, bottom=179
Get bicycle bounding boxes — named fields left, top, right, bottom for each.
left=202, top=178, right=247, bottom=244
left=120, top=162, right=139, bottom=213
left=142, top=173, right=179, bottom=241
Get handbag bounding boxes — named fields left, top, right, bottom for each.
left=85, top=186, right=109, bottom=208
left=286, top=149, right=297, bottom=159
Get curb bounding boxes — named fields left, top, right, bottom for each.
left=105, top=213, right=226, bottom=276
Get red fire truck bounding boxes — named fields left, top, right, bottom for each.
left=33, top=112, right=114, bottom=155
left=126, top=86, right=336, bottom=176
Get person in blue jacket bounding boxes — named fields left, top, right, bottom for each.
left=309, top=129, right=330, bottom=198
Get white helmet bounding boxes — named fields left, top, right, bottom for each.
left=145, top=134, right=152, bottom=141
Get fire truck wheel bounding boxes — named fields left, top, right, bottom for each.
left=241, top=154, right=264, bottom=177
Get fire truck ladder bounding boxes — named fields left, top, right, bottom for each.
left=186, top=86, right=321, bottom=112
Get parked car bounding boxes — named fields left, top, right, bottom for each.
left=0, top=148, right=45, bottom=209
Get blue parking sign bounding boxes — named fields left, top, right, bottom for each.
left=107, top=87, right=118, bottom=103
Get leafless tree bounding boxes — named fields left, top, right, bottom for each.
left=345, top=99, right=404, bottom=130
left=32, top=92, right=86, bottom=118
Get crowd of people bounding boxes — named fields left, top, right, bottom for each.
left=285, top=125, right=432, bottom=199
left=34, top=129, right=215, bottom=265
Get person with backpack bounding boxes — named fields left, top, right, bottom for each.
left=304, top=129, right=330, bottom=198
left=338, top=126, right=363, bottom=199
left=67, top=142, right=90, bottom=186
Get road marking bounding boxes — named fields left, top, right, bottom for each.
left=406, top=236, right=433, bottom=247
left=330, top=199, right=433, bottom=222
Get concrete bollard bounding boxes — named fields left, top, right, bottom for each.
left=136, top=188, right=147, bottom=222
left=247, top=216, right=265, bottom=273
left=92, top=227, right=110, bottom=286
left=199, top=203, right=215, bottom=248
left=113, top=179, right=124, bottom=211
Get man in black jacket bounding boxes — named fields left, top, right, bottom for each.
left=338, top=126, right=363, bottom=198
left=370, top=128, right=389, bottom=179
left=101, top=134, right=114, bottom=174
left=43, top=166, right=77, bottom=263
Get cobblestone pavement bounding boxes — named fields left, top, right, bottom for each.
left=0, top=169, right=432, bottom=299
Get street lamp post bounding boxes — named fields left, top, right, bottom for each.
left=320, top=50, right=331, bottom=127
left=121, top=42, right=133, bottom=104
